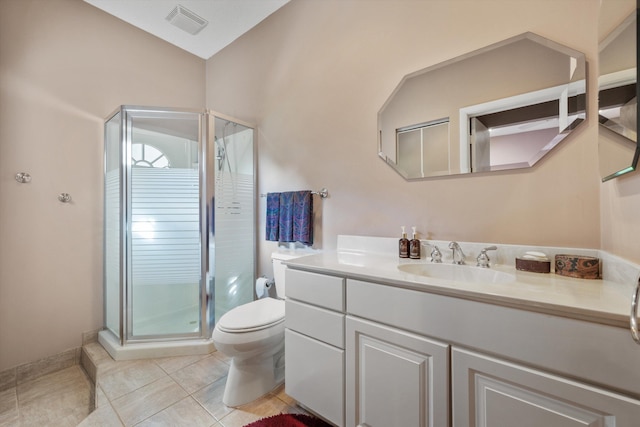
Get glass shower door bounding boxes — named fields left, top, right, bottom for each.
left=127, top=110, right=203, bottom=339
left=103, top=106, right=256, bottom=349
left=104, top=111, right=122, bottom=339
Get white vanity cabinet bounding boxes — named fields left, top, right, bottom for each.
left=284, top=268, right=345, bottom=427
left=452, top=347, right=640, bottom=426
left=285, top=267, right=640, bottom=427
left=347, top=278, right=640, bottom=427
left=345, top=316, right=450, bottom=427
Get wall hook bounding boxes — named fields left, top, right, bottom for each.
left=15, top=172, right=31, bottom=183
left=58, top=193, right=72, bottom=203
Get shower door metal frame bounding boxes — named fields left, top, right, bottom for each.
left=103, top=105, right=257, bottom=346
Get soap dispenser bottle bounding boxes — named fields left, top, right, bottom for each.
left=399, top=226, right=409, bottom=258
left=409, top=226, right=421, bottom=259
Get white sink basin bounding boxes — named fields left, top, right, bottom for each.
left=398, top=263, right=516, bottom=284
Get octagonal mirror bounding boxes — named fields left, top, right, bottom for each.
left=378, top=32, right=587, bottom=180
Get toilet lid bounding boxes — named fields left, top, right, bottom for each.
left=217, top=298, right=285, bottom=332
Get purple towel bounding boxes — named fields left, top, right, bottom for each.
left=292, top=191, right=313, bottom=245
left=278, top=192, right=295, bottom=242
left=265, top=192, right=280, bottom=241
left=266, top=190, right=313, bottom=245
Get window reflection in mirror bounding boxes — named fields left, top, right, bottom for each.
left=396, top=119, right=450, bottom=178
left=598, top=4, right=639, bottom=181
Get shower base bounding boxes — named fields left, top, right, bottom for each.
left=98, top=330, right=216, bottom=361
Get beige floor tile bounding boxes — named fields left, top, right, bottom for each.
left=191, top=376, right=233, bottom=421
left=111, top=376, right=188, bottom=426
left=270, top=383, right=296, bottom=406
left=98, top=359, right=167, bottom=401
left=0, top=387, right=18, bottom=426
left=153, top=353, right=210, bottom=374
left=17, top=365, right=91, bottom=405
left=169, top=355, right=229, bottom=394
left=211, top=350, right=231, bottom=364
left=77, top=402, right=124, bottom=427
left=95, top=384, right=110, bottom=408
left=217, top=394, right=293, bottom=427
left=17, top=366, right=93, bottom=427
left=135, top=396, right=217, bottom=426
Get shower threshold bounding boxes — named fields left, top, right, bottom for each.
left=98, top=330, right=216, bottom=361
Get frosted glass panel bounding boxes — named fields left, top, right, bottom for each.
left=103, top=106, right=256, bottom=345
left=104, top=112, right=121, bottom=338
left=214, top=120, right=255, bottom=323
left=130, top=167, right=200, bottom=336
left=129, top=116, right=202, bottom=338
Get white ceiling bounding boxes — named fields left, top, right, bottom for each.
left=83, top=0, right=290, bottom=59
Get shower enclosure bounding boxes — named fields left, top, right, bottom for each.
left=101, top=106, right=255, bottom=357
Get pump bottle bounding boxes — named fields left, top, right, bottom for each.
left=399, top=226, right=409, bottom=258
left=409, top=226, right=421, bottom=259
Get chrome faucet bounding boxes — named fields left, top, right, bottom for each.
left=420, top=240, right=442, bottom=263
left=448, top=241, right=466, bottom=265
left=476, top=246, right=497, bottom=268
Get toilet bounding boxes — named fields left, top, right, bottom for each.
left=211, top=251, right=302, bottom=407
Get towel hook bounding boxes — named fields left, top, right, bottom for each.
left=58, top=193, right=72, bottom=203
left=15, top=172, right=31, bottom=183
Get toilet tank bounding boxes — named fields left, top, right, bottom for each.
left=271, top=252, right=309, bottom=298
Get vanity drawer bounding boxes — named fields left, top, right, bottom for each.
left=285, top=269, right=344, bottom=311
left=286, top=299, right=344, bottom=348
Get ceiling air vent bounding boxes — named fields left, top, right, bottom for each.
left=166, top=5, right=208, bottom=35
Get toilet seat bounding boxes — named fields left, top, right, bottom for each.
left=217, top=298, right=285, bottom=333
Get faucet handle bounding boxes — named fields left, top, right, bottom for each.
left=476, top=246, right=497, bottom=268
left=430, top=246, right=442, bottom=263
left=420, top=240, right=442, bottom=263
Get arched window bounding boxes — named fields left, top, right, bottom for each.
left=131, top=143, right=170, bottom=168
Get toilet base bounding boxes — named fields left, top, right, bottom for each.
left=222, top=344, right=285, bottom=407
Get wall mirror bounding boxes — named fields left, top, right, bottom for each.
left=598, top=5, right=640, bottom=181
left=378, top=32, right=587, bottom=180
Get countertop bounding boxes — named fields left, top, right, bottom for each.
left=284, top=250, right=636, bottom=329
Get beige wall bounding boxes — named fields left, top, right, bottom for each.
left=0, top=0, right=205, bottom=371
left=2, top=0, right=638, bottom=372
left=205, top=0, right=606, bottom=275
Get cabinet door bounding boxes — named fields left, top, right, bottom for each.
left=346, top=316, right=450, bottom=427
left=453, top=348, right=640, bottom=427
left=285, top=329, right=344, bottom=427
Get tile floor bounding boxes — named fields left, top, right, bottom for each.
left=0, top=343, right=309, bottom=427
